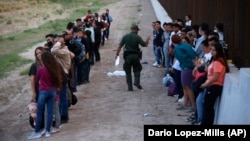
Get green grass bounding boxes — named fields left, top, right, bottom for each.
left=0, top=0, right=119, bottom=78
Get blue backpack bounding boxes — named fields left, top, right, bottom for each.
left=72, top=39, right=85, bottom=63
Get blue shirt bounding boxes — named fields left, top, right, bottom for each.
left=174, top=43, right=197, bottom=69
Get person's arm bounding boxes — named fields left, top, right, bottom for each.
left=30, top=75, right=37, bottom=101
left=115, top=45, right=122, bottom=59
left=200, top=72, right=219, bottom=88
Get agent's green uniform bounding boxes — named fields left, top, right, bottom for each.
left=119, top=32, right=147, bottom=90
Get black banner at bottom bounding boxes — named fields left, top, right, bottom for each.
left=144, top=125, right=250, bottom=140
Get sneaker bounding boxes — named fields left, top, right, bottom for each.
left=152, top=62, right=158, bottom=67
left=178, top=97, right=184, bottom=103
left=41, top=129, right=46, bottom=136
left=27, top=132, right=41, bottom=140
left=45, top=131, right=51, bottom=137
left=51, top=127, right=60, bottom=134
left=176, top=105, right=187, bottom=110
left=185, top=107, right=195, bottom=113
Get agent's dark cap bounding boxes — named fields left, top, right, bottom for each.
left=131, top=24, right=140, bottom=30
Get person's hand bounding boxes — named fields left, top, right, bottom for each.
left=146, top=36, right=151, bottom=41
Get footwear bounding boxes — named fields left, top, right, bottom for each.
left=45, top=131, right=51, bottom=137
left=185, top=107, right=195, bottom=113
left=128, top=89, right=133, bottom=91
left=51, top=127, right=60, bottom=134
left=178, top=97, right=184, bottom=103
left=27, top=132, right=41, bottom=140
left=41, top=129, right=46, bottom=136
left=176, top=105, right=187, bottom=110
left=134, top=83, right=142, bottom=89
left=157, top=65, right=164, bottom=68
left=152, top=62, right=158, bottom=67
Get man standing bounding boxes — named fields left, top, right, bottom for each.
left=105, top=9, right=113, bottom=40
left=115, top=24, right=150, bottom=91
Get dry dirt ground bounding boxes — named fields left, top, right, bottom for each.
left=0, top=0, right=190, bottom=141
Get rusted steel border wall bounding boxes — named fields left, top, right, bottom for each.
left=158, top=0, right=250, bottom=68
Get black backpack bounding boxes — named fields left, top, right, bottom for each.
left=71, top=39, right=85, bottom=63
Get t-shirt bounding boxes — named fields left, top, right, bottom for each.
left=35, top=66, right=55, bottom=91
left=207, top=60, right=226, bottom=86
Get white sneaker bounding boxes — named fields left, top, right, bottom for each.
left=152, top=62, right=158, bottom=67
left=45, top=131, right=51, bottom=137
left=41, top=129, right=46, bottom=136
left=27, top=132, right=41, bottom=140
left=178, top=97, right=184, bottom=103
left=51, top=127, right=60, bottom=134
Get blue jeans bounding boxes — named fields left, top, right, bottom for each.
left=35, top=88, right=56, bottom=132
left=153, top=45, right=162, bottom=65
left=196, top=90, right=205, bottom=123
left=59, top=84, right=68, bottom=119
left=163, top=43, right=173, bottom=72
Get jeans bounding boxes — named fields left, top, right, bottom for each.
left=59, top=84, right=68, bottom=119
left=201, top=85, right=223, bottom=125
left=35, top=88, right=56, bottom=133
left=82, top=60, right=90, bottom=82
left=196, top=89, right=206, bottom=123
left=163, top=43, right=173, bottom=72
left=44, top=100, right=60, bottom=129
left=153, top=45, right=162, bottom=65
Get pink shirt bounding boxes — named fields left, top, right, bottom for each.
left=35, top=66, right=55, bottom=91
left=207, top=60, right=226, bottom=86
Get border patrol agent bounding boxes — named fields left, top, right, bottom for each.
left=115, top=24, right=150, bottom=91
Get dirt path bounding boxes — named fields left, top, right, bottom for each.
left=0, top=0, right=189, bottom=141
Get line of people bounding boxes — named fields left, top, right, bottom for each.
left=152, top=17, right=229, bottom=125
left=27, top=9, right=113, bottom=140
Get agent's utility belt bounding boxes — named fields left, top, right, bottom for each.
left=123, top=51, right=142, bottom=60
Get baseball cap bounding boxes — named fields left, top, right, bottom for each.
left=131, top=24, right=140, bottom=30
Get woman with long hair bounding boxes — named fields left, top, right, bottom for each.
left=200, top=43, right=229, bottom=125
left=28, top=51, right=65, bottom=139
left=29, top=47, right=46, bottom=102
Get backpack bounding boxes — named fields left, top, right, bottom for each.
left=72, top=39, right=85, bottom=63
left=167, top=82, right=176, bottom=96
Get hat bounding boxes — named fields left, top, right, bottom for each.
left=131, top=24, right=140, bottom=30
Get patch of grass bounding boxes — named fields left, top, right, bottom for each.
left=19, top=67, right=30, bottom=76
left=6, top=19, right=12, bottom=25
left=0, top=54, right=32, bottom=78
left=0, top=0, right=119, bottom=78
left=137, top=5, right=142, bottom=12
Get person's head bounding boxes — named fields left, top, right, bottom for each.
left=155, top=21, right=161, bottom=29
left=185, top=15, right=191, bottom=21
left=152, top=21, right=156, bottom=29
left=34, top=46, right=46, bottom=63
left=45, top=34, right=57, bottom=49
left=77, top=29, right=85, bottom=38
left=56, top=35, right=66, bottom=46
left=163, top=22, right=172, bottom=33
left=171, top=34, right=182, bottom=45
left=106, top=9, right=109, bottom=14
left=66, top=22, right=75, bottom=31
left=214, top=23, right=224, bottom=32
left=130, top=24, right=140, bottom=33
left=199, top=23, right=209, bottom=36
left=201, top=39, right=210, bottom=54
left=211, top=43, right=229, bottom=72
left=208, top=31, right=219, bottom=39
left=181, top=36, right=192, bottom=45
left=208, top=37, right=219, bottom=47
left=172, top=23, right=181, bottom=32
left=76, top=18, right=83, bottom=26
left=176, top=19, right=184, bottom=28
